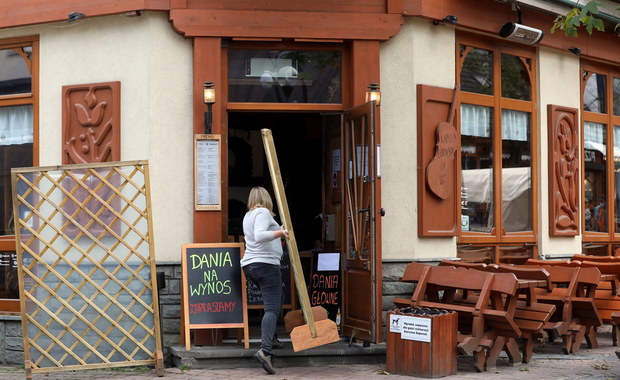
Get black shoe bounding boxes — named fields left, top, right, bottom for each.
left=272, top=336, right=284, bottom=349
left=254, top=349, right=275, bottom=374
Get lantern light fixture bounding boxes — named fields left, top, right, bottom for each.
left=203, top=81, right=216, bottom=134
left=366, top=83, right=381, bottom=106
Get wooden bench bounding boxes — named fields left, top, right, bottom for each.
left=396, top=262, right=556, bottom=366
left=396, top=263, right=521, bottom=371
left=570, top=261, right=620, bottom=346
left=522, top=264, right=602, bottom=353
left=483, top=265, right=555, bottom=363
left=411, top=265, right=521, bottom=371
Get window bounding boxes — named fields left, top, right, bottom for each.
left=457, top=35, right=537, bottom=264
left=582, top=62, right=620, bottom=255
left=0, top=36, right=38, bottom=313
left=228, top=48, right=342, bottom=104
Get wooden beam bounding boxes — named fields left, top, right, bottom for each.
left=170, top=9, right=403, bottom=40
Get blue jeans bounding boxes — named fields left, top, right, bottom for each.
left=243, top=263, right=282, bottom=354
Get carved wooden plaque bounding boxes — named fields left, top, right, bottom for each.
left=62, top=81, right=120, bottom=164
left=62, top=82, right=121, bottom=238
left=548, top=105, right=579, bottom=236
left=417, top=84, right=459, bottom=236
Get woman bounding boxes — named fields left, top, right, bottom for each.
left=241, top=186, right=288, bottom=375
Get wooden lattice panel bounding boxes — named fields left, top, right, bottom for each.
left=11, top=161, right=163, bottom=378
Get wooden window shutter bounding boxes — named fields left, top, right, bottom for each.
left=417, top=84, right=460, bottom=236
left=547, top=104, right=579, bottom=236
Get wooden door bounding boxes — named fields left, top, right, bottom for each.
left=342, top=102, right=377, bottom=343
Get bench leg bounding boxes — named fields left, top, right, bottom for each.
left=570, top=324, right=586, bottom=353
left=584, top=326, right=598, bottom=349
left=561, top=333, right=573, bottom=354
left=473, top=349, right=486, bottom=373
left=520, top=333, right=534, bottom=364
left=504, top=338, right=521, bottom=365
left=485, top=336, right=505, bottom=371
left=613, top=324, right=619, bottom=347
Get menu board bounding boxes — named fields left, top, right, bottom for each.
left=195, top=134, right=221, bottom=210
left=181, top=243, right=249, bottom=349
left=310, top=252, right=341, bottom=323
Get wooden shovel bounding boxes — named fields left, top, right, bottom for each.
left=261, top=128, right=340, bottom=352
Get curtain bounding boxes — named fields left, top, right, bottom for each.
left=584, top=121, right=606, bottom=156
left=461, top=104, right=529, bottom=142
left=501, top=109, right=529, bottom=142
left=461, top=104, right=491, bottom=138
left=0, top=105, right=33, bottom=146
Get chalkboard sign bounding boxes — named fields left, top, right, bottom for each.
left=181, top=243, right=249, bottom=349
left=310, top=252, right=341, bottom=324
left=246, top=250, right=293, bottom=308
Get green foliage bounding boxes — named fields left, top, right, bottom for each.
left=552, top=1, right=606, bottom=36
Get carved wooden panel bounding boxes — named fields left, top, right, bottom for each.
left=62, top=81, right=120, bottom=164
left=62, top=82, right=121, bottom=238
left=548, top=105, right=579, bottom=236
left=417, top=84, right=459, bottom=236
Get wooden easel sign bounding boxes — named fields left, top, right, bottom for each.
left=181, top=243, right=249, bottom=349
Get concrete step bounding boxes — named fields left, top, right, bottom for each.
left=169, top=339, right=386, bottom=370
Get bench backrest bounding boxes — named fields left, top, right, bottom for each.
left=488, top=264, right=552, bottom=290
left=572, top=254, right=620, bottom=262
left=400, top=262, right=429, bottom=283
left=578, top=260, right=620, bottom=276
left=525, top=258, right=574, bottom=266
left=438, top=259, right=486, bottom=269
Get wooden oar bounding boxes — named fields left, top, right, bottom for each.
left=261, top=129, right=340, bottom=352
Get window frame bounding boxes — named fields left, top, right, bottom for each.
left=0, top=35, right=39, bottom=314
left=581, top=61, right=620, bottom=254
left=456, top=33, right=538, bottom=257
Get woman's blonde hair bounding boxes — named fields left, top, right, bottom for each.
left=247, top=186, right=274, bottom=215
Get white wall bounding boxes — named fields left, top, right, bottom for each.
left=380, top=18, right=457, bottom=261
left=0, top=12, right=194, bottom=262
left=537, top=47, right=582, bottom=257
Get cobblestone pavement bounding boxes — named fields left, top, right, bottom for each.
left=2, top=328, right=619, bottom=380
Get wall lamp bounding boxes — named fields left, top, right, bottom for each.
left=203, top=81, right=216, bottom=134
left=433, top=15, right=458, bottom=26
left=68, top=12, right=85, bottom=22
left=568, top=47, right=581, bottom=56
left=366, top=83, right=381, bottom=106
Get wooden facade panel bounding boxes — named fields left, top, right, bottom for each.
left=417, top=84, right=459, bottom=236
left=1, top=0, right=169, bottom=28
left=404, top=0, right=620, bottom=63
left=170, top=9, right=402, bottom=40
left=185, top=0, right=386, bottom=13
left=548, top=105, right=579, bottom=236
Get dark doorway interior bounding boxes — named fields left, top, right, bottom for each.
left=228, top=112, right=323, bottom=252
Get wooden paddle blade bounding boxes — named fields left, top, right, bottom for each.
left=284, top=306, right=329, bottom=332
left=290, top=319, right=340, bottom=352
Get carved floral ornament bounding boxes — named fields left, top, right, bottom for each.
left=62, top=82, right=120, bottom=164
left=548, top=105, right=579, bottom=236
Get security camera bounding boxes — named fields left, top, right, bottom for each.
left=499, top=22, right=544, bottom=45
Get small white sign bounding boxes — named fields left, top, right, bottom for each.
left=317, top=253, right=340, bottom=271
left=389, top=313, right=403, bottom=333
left=401, top=315, right=432, bottom=342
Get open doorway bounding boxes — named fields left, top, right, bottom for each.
left=227, top=112, right=325, bottom=251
